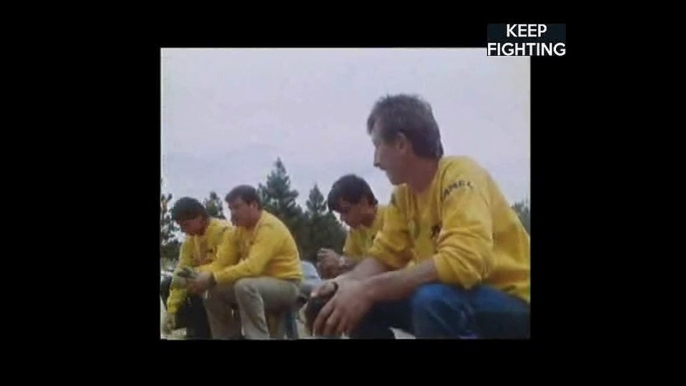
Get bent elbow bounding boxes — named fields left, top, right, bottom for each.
left=433, top=246, right=493, bottom=289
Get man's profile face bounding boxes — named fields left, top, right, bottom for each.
left=176, top=216, right=205, bottom=236
left=371, top=123, right=406, bottom=185
left=336, top=199, right=363, bottom=228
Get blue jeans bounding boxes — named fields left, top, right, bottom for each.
left=349, top=284, right=530, bottom=339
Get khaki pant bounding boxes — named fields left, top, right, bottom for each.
left=204, top=277, right=300, bottom=340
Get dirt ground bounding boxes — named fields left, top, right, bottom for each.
left=161, top=308, right=414, bottom=339
left=160, top=296, right=415, bottom=339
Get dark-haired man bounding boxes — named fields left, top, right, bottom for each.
left=311, top=94, right=530, bottom=339
left=161, top=197, right=232, bottom=339
left=317, top=174, right=387, bottom=279
left=187, top=185, right=303, bottom=339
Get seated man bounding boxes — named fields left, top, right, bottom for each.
left=161, top=197, right=232, bottom=339
left=186, top=185, right=304, bottom=340
left=309, top=94, right=530, bottom=339
left=317, top=174, right=387, bottom=279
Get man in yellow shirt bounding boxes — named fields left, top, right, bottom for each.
left=161, top=197, right=232, bottom=339
left=310, top=94, right=530, bottom=339
left=317, top=174, right=387, bottom=279
left=186, top=185, right=303, bottom=340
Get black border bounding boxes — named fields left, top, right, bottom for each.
left=97, top=23, right=580, bottom=360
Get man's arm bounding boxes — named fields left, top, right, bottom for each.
left=430, top=167, right=494, bottom=288
left=337, top=256, right=360, bottom=273
left=334, top=232, right=368, bottom=274
left=362, top=259, right=439, bottom=302
left=337, top=257, right=393, bottom=281
left=166, top=240, right=194, bottom=315
left=196, top=228, right=239, bottom=274
left=360, top=166, right=494, bottom=302
left=341, top=190, right=413, bottom=281
left=341, top=232, right=359, bottom=258
left=211, top=224, right=282, bottom=285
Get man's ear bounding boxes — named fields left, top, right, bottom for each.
left=395, top=132, right=411, bottom=154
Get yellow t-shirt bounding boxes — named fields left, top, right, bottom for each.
left=342, top=205, right=387, bottom=262
left=367, top=156, right=530, bottom=303
left=199, top=210, right=303, bottom=284
left=166, top=218, right=232, bottom=314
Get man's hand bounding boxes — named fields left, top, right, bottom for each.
left=317, top=248, right=339, bottom=261
left=187, top=271, right=215, bottom=294
left=312, top=279, right=373, bottom=337
left=304, top=280, right=338, bottom=334
left=170, top=276, right=187, bottom=290
left=310, top=279, right=338, bottom=299
left=317, top=248, right=342, bottom=279
left=317, top=248, right=339, bottom=268
left=195, top=252, right=214, bottom=266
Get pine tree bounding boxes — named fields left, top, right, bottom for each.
left=257, top=158, right=307, bottom=250
left=204, top=191, right=225, bottom=219
left=302, top=184, right=347, bottom=262
left=511, top=199, right=530, bottom=234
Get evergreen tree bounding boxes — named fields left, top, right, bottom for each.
left=257, top=158, right=307, bottom=252
left=302, top=184, right=346, bottom=262
left=511, top=199, right=530, bottom=234
left=203, top=191, right=225, bottom=219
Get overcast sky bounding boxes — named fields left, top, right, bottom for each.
left=161, top=48, right=529, bottom=215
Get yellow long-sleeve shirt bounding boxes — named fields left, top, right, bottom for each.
left=166, top=218, right=232, bottom=314
left=342, top=205, right=387, bottom=263
left=198, top=210, right=303, bottom=285
left=367, top=156, right=530, bottom=303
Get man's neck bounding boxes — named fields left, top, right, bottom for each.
left=198, top=218, right=211, bottom=236
left=243, top=211, right=262, bottom=231
left=405, top=158, right=439, bottom=194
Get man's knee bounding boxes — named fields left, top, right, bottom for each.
left=410, top=283, right=477, bottom=338
left=411, top=284, right=529, bottom=338
left=204, top=286, right=228, bottom=311
left=235, top=277, right=299, bottom=302
left=411, top=283, right=464, bottom=313
left=234, top=278, right=259, bottom=298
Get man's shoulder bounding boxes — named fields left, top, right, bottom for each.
left=206, top=218, right=233, bottom=239
left=434, top=156, right=496, bottom=208
left=438, top=155, right=487, bottom=186
left=209, top=217, right=233, bottom=231
left=374, top=205, right=389, bottom=228
left=180, top=234, right=193, bottom=246
left=439, top=155, right=483, bottom=175
left=259, top=210, right=289, bottom=232
left=214, top=217, right=233, bottom=227
left=389, top=185, right=409, bottom=206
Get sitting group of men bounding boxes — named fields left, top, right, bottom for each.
left=160, top=93, right=531, bottom=339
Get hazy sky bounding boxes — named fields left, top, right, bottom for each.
left=161, top=48, right=529, bottom=215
